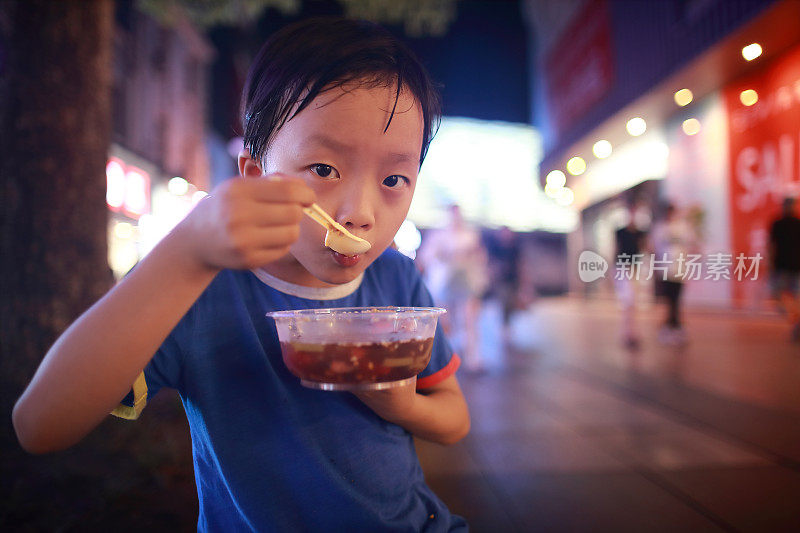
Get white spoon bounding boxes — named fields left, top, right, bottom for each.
left=303, top=203, right=372, bottom=256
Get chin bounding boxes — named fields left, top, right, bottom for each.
left=313, top=254, right=376, bottom=286
left=293, top=246, right=381, bottom=287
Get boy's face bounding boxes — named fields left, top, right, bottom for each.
left=257, top=83, right=424, bottom=287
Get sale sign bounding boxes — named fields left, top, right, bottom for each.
left=725, top=45, right=800, bottom=300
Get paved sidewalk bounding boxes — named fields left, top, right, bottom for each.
left=416, top=297, right=800, bottom=532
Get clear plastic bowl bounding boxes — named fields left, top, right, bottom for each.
left=267, top=307, right=445, bottom=391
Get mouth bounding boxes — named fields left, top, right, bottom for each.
left=329, top=249, right=361, bottom=267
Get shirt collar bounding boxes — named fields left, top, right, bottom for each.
left=250, top=268, right=363, bottom=300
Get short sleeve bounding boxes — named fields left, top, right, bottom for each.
left=405, top=262, right=461, bottom=390
left=111, top=325, right=185, bottom=420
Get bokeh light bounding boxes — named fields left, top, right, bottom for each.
left=592, top=140, right=613, bottom=159
left=168, top=176, right=190, bottom=196
left=626, top=117, right=647, bottom=136
left=741, top=42, right=762, bottom=61
left=674, top=88, right=693, bottom=106
left=546, top=169, right=566, bottom=188
left=739, top=89, right=758, bottom=106
left=566, top=156, right=586, bottom=176
left=555, top=187, right=574, bottom=206
left=682, top=118, right=701, bottom=136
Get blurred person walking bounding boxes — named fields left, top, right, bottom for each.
left=651, top=202, right=698, bottom=346
left=485, top=226, right=521, bottom=337
left=768, top=197, right=800, bottom=342
left=614, top=204, right=647, bottom=349
left=418, top=205, right=488, bottom=370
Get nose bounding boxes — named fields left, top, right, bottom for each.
left=335, top=180, right=375, bottom=233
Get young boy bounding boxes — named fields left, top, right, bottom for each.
left=13, top=18, right=470, bottom=531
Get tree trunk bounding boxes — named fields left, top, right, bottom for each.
left=0, top=0, right=114, bottom=439
left=1, top=5, right=199, bottom=529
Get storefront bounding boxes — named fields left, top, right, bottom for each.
left=534, top=0, right=800, bottom=309
left=724, top=44, right=800, bottom=304
left=105, top=149, right=152, bottom=280
left=106, top=144, right=207, bottom=280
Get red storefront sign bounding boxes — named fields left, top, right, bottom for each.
left=725, top=45, right=800, bottom=300
left=544, top=0, right=614, bottom=137
left=106, top=157, right=151, bottom=219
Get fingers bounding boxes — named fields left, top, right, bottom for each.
left=238, top=174, right=315, bottom=206
left=225, top=224, right=301, bottom=270
left=227, top=202, right=305, bottom=227
left=231, top=224, right=301, bottom=251
left=189, top=174, right=317, bottom=271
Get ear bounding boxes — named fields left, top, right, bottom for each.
left=238, top=150, right=263, bottom=178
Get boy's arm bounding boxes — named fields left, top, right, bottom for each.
left=354, top=375, right=470, bottom=445
left=12, top=175, right=313, bottom=454
left=12, top=228, right=219, bottom=453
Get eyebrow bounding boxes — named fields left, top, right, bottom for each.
left=306, top=134, right=351, bottom=154
left=306, top=134, right=417, bottom=166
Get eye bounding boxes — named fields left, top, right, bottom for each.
left=382, top=175, right=409, bottom=189
left=309, top=164, right=339, bottom=179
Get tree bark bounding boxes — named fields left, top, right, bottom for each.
left=0, top=4, right=201, bottom=528
left=0, top=0, right=114, bottom=432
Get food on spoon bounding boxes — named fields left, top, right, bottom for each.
left=302, top=203, right=372, bottom=256
left=325, top=227, right=371, bottom=256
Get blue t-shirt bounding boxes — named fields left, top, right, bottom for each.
left=115, top=249, right=465, bottom=531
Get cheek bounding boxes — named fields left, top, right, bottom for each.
left=375, top=199, right=412, bottom=245
left=392, top=193, right=414, bottom=224
left=297, top=218, right=325, bottom=247
left=288, top=218, right=321, bottom=258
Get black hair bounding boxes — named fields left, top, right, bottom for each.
left=241, top=17, right=441, bottom=167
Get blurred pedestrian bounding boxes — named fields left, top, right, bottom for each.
left=485, top=226, right=520, bottom=333
left=614, top=204, right=646, bottom=349
left=768, top=197, right=800, bottom=342
left=651, top=202, right=698, bottom=345
left=419, top=205, right=488, bottom=370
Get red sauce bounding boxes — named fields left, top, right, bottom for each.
left=281, top=337, right=434, bottom=385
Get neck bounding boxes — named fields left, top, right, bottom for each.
left=260, top=255, right=336, bottom=288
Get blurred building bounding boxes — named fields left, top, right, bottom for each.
left=106, top=2, right=215, bottom=278
left=525, top=0, right=800, bottom=308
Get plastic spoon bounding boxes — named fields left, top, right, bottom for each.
left=303, top=203, right=371, bottom=256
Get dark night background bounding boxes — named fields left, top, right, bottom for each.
left=208, top=0, right=531, bottom=140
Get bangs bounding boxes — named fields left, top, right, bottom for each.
left=241, top=18, right=441, bottom=166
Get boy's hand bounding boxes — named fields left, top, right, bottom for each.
left=178, top=174, right=315, bottom=272
left=353, top=377, right=418, bottom=425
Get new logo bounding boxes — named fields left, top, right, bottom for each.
left=578, top=250, right=608, bottom=282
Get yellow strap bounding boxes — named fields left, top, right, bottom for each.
left=110, top=371, right=148, bottom=420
